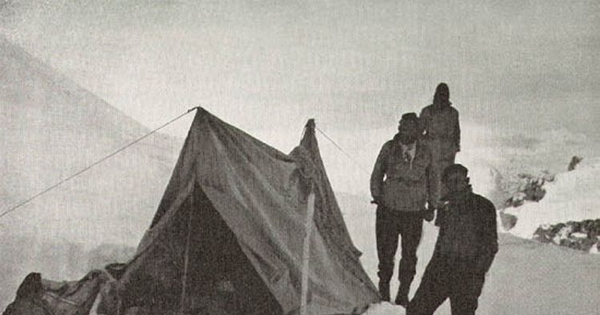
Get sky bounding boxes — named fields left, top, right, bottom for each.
left=1, top=0, right=599, bottom=148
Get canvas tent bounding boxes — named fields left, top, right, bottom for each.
left=108, top=108, right=379, bottom=315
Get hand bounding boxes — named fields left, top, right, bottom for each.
left=422, top=208, right=435, bottom=222
left=371, top=196, right=382, bottom=205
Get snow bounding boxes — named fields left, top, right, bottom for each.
left=340, top=193, right=600, bottom=315
left=504, top=157, right=600, bottom=239
left=336, top=144, right=600, bottom=314
left=0, top=36, right=180, bottom=248
left=0, top=37, right=179, bottom=310
left=363, top=302, right=404, bottom=315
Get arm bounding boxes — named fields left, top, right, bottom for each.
left=425, top=146, right=436, bottom=208
left=370, top=143, right=389, bottom=203
left=424, top=146, right=437, bottom=222
left=419, top=107, right=429, bottom=136
left=476, top=199, right=499, bottom=273
left=434, top=200, right=448, bottom=227
left=453, top=109, right=461, bottom=152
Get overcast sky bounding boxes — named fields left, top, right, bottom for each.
left=1, top=0, right=599, bottom=144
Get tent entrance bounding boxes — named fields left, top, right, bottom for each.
left=179, top=186, right=283, bottom=315
left=121, top=186, right=283, bottom=315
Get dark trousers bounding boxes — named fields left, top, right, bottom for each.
left=407, top=256, right=486, bottom=315
left=375, top=207, right=423, bottom=286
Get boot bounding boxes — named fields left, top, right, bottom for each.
left=394, top=283, right=410, bottom=307
left=378, top=280, right=390, bottom=302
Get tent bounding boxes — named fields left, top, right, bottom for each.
left=108, top=108, right=379, bottom=315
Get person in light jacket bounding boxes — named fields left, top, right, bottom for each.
left=370, top=112, right=434, bottom=306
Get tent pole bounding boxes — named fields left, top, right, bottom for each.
left=300, top=187, right=316, bottom=315
left=179, top=191, right=194, bottom=314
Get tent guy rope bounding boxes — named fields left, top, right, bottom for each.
left=1, top=108, right=370, bottom=221
left=0, top=106, right=200, bottom=220
left=315, top=127, right=371, bottom=176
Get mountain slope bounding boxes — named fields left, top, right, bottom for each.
left=0, top=36, right=181, bottom=310
left=0, top=35, right=181, bottom=243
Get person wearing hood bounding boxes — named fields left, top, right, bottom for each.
left=407, top=164, right=498, bottom=315
left=370, top=112, right=434, bottom=307
left=419, top=83, right=461, bottom=215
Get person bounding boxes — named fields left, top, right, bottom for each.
left=407, top=164, right=498, bottom=315
left=370, top=112, right=434, bottom=306
left=419, top=83, right=460, bottom=214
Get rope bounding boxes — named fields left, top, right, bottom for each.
left=315, top=127, right=371, bottom=176
left=0, top=106, right=200, bottom=220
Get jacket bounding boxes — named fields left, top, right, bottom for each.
left=370, top=136, right=433, bottom=212
left=434, top=188, right=498, bottom=273
left=419, top=104, right=461, bottom=157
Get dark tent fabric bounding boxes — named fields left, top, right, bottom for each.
left=114, top=108, right=379, bottom=314
left=3, top=271, right=108, bottom=315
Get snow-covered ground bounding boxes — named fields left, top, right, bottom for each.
left=335, top=140, right=600, bottom=314
left=504, top=157, right=600, bottom=243
left=339, top=192, right=600, bottom=315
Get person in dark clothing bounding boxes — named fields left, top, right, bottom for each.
left=407, top=164, right=498, bottom=315
left=419, top=83, right=461, bottom=214
left=370, top=113, right=434, bottom=306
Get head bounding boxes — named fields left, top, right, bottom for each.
left=442, top=164, right=470, bottom=194
left=397, top=112, right=421, bottom=145
left=433, top=82, right=450, bottom=106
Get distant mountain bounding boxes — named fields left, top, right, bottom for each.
left=0, top=35, right=181, bottom=244
left=0, top=36, right=180, bottom=309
